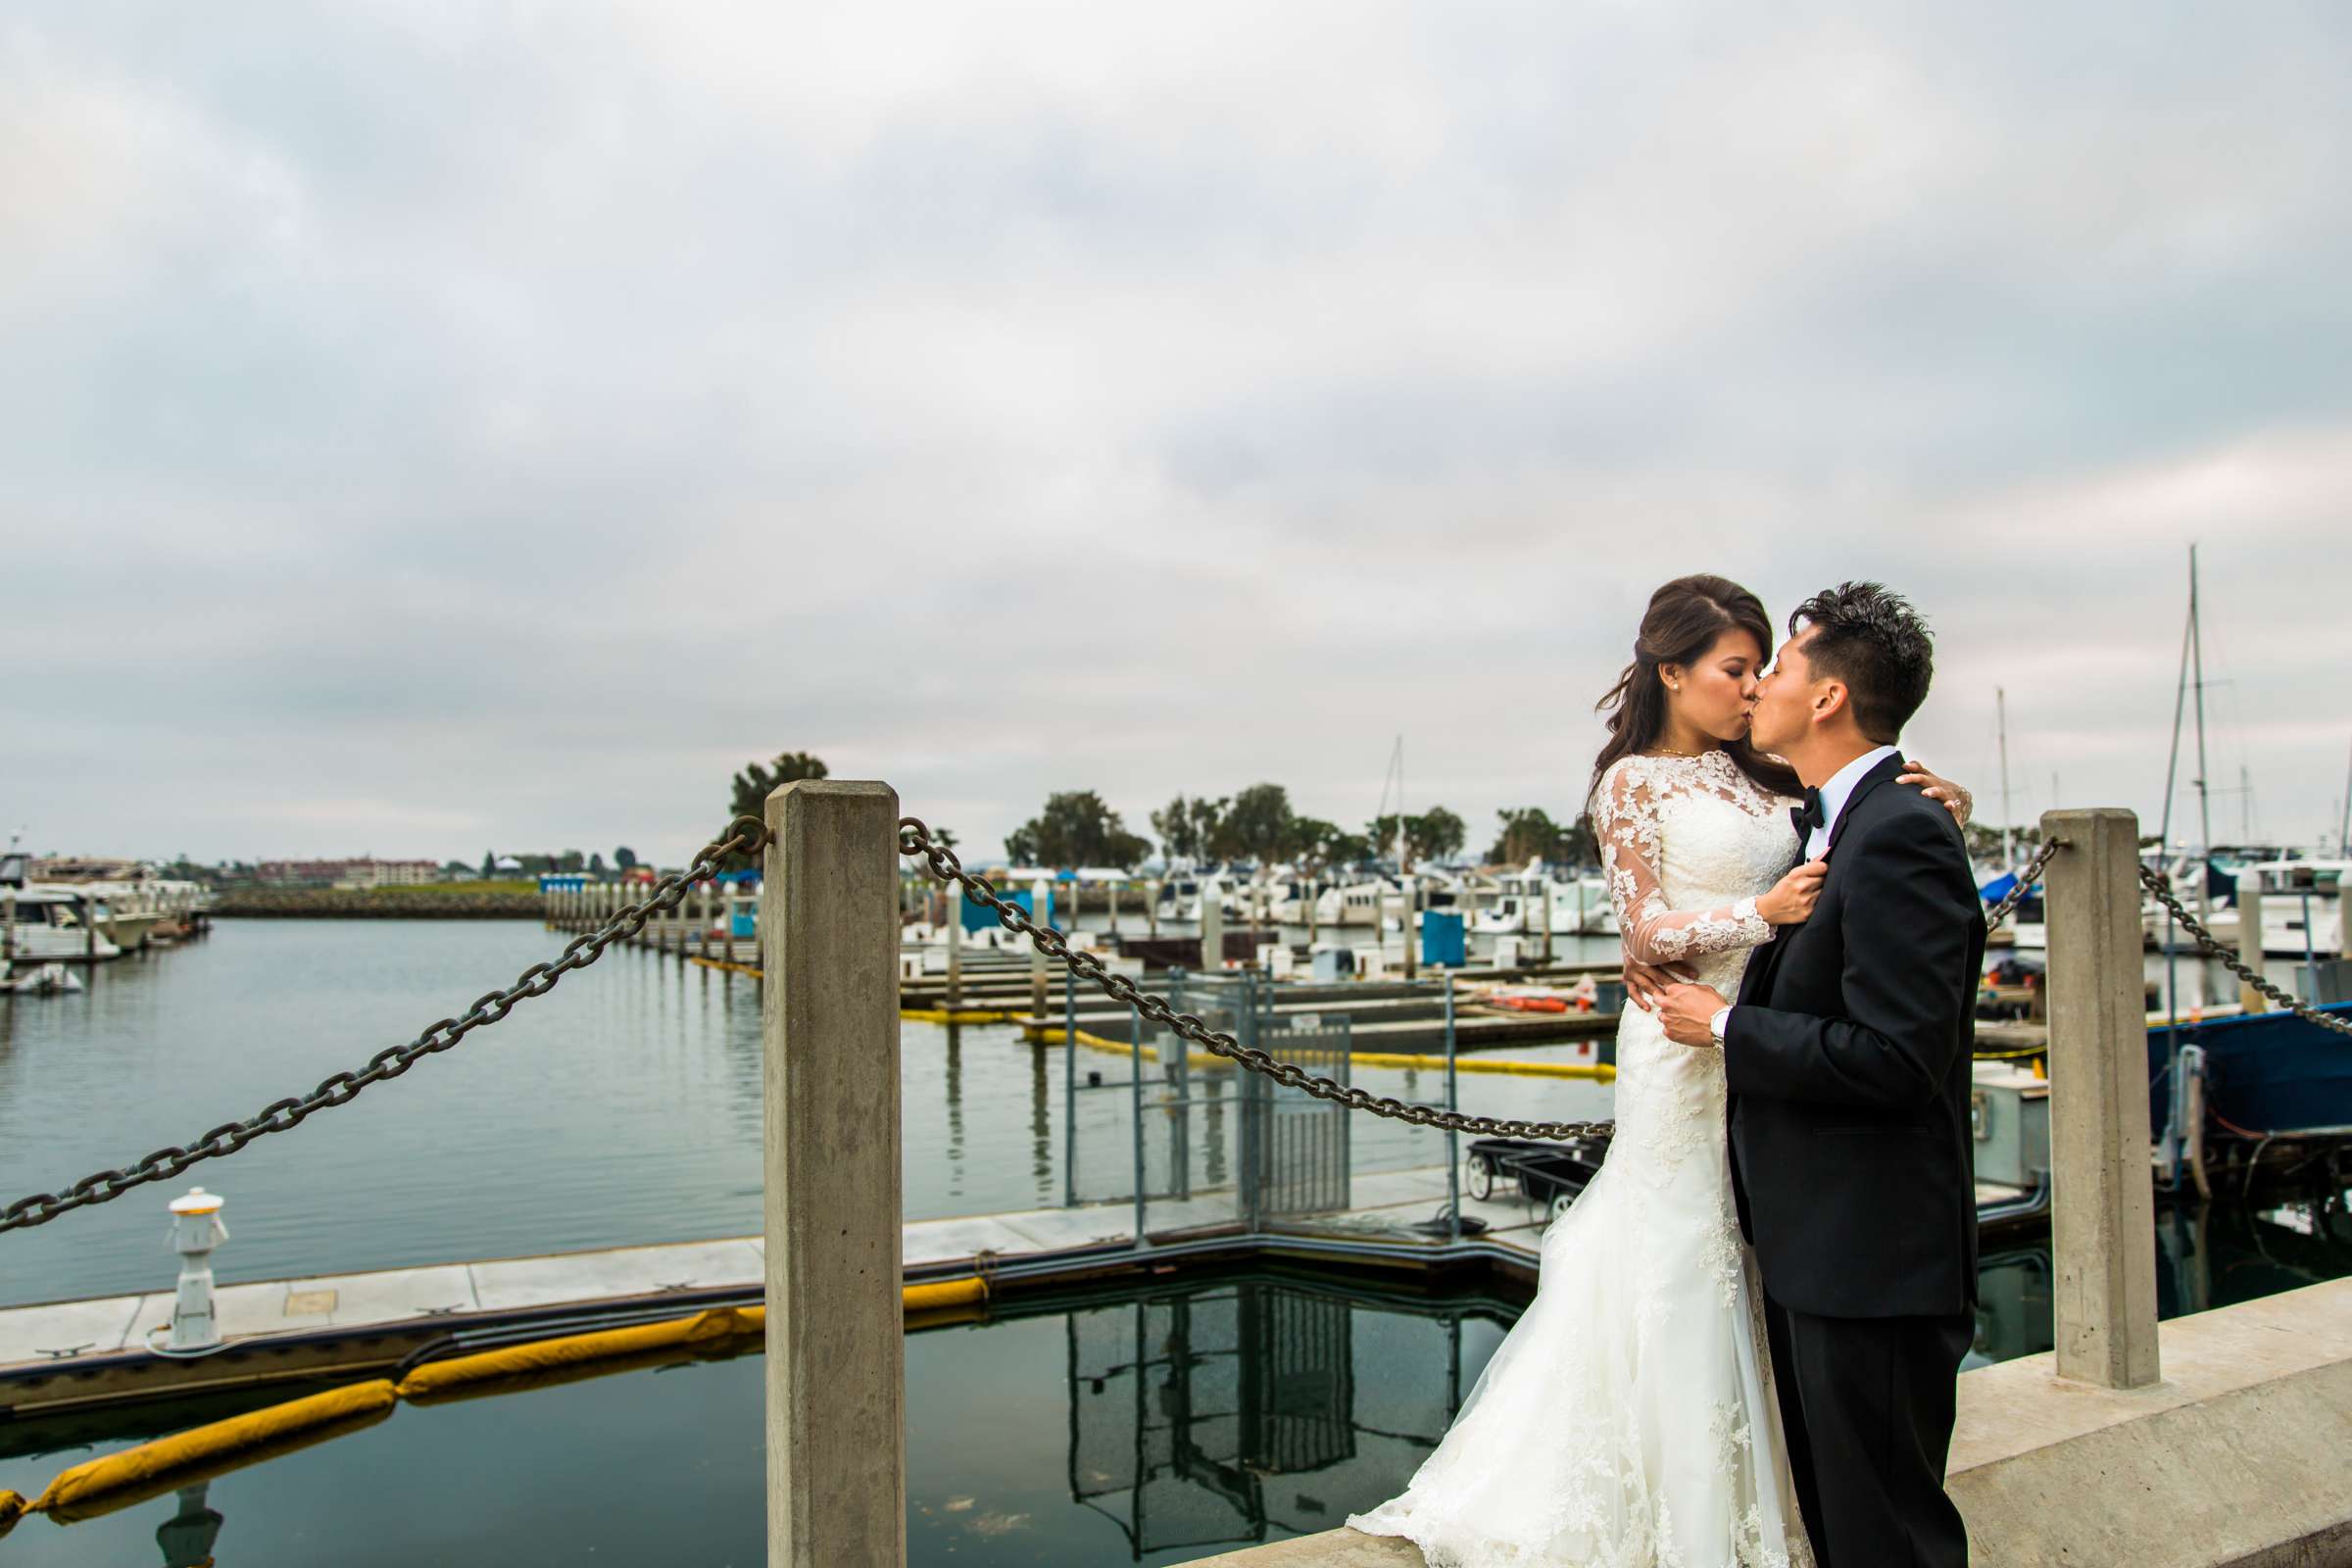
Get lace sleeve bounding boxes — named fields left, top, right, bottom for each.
left=1595, top=761, right=1774, bottom=965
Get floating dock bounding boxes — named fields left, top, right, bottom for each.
left=0, top=1163, right=2042, bottom=1418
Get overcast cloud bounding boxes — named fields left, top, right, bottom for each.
left=5, top=1, right=2349, bottom=866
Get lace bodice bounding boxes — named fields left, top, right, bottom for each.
left=1594, top=751, right=1800, bottom=969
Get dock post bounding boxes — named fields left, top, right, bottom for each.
left=1540, top=872, right=1553, bottom=965
left=2235, top=869, right=2267, bottom=1013
left=2042, top=808, right=2162, bottom=1390
left=1107, top=879, right=1118, bottom=934
left=946, top=891, right=963, bottom=1010
left=700, top=881, right=711, bottom=960
left=1403, top=882, right=1418, bottom=981
left=1202, top=889, right=1224, bottom=972
left=1030, top=881, right=1049, bottom=1021
left=762, top=779, right=904, bottom=1567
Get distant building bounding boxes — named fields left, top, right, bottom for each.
left=261, top=858, right=440, bottom=889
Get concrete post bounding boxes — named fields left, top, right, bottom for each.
left=1107, top=879, right=1119, bottom=934
left=1371, top=882, right=1385, bottom=975
left=1202, top=886, right=1225, bottom=972
left=762, top=780, right=904, bottom=1567
left=84, top=891, right=96, bottom=961
left=1147, top=879, right=1159, bottom=939
left=2236, top=869, right=2267, bottom=1013
left=1306, top=877, right=1319, bottom=945
left=2042, top=808, right=2162, bottom=1390
left=700, top=882, right=712, bottom=959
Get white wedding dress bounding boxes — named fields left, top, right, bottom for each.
left=1348, top=749, right=1816, bottom=1568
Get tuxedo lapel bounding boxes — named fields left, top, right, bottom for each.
left=1739, top=752, right=1906, bottom=1006
left=1821, top=750, right=1906, bottom=863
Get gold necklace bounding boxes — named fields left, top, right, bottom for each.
left=1644, top=742, right=1716, bottom=759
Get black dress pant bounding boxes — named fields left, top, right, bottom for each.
left=1764, top=1295, right=1975, bottom=1568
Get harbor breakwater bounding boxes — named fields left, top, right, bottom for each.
left=213, top=888, right=542, bottom=919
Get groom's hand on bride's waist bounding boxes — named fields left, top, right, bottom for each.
left=1657, top=982, right=1731, bottom=1048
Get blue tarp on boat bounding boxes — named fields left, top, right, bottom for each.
left=2149, top=1001, right=2352, bottom=1139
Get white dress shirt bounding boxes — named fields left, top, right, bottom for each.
left=1708, top=743, right=1900, bottom=1042
left=1803, top=743, right=1900, bottom=862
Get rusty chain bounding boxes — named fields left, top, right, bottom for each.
left=0, top=816, right=774, bottom=1237
left=2141, top=866, right=2352, bottom=1038
left=1983, top=839, right=2061, bottom=935
left=900, top=816, right=1615, bottom=1143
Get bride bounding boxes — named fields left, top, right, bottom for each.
left=1348, top=574, right=1972, bottom=1568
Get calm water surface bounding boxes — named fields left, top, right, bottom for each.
left=0, top=920, right=1617, bottom=1307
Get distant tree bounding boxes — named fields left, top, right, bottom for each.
left=1489, top=808, right=1553, bottom=866
left=614, top=847, right=638, bottom=870
left=1366, top=808, right=1465, bottom=867
left=1152, top=795, right=1228, bottom=864
left=1290, top=815, right=1371, bottom=872
left=1204, top=784, right=1297, bottom=864
left=724, top=752, right=830, bottom=870
left=480, top=851, right=496, bottom=879
left=1004, top=791, right=1152, bottom=870
left=557, top=849, right=586, bottom=873
left=441, top=859, right=471, bottom=878
left=588, top=852, right=607, bottom=875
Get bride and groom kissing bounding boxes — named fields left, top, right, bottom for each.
left=1349, top=576, right=1987, bottom=1568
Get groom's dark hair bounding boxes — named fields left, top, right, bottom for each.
left=1790, top=581, right=1934, bottom=743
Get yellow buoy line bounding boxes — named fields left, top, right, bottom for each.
left=1039, top=1023, right=1617, bottom=1082
left=0, top=1278, right=988, bottom=1533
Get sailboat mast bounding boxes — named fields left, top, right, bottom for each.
left=1996, top=687, right=2014, bottom=868
left=2341, top=739, right=2351, bottom=857
left=2190, top=544, right=2214, bottom=927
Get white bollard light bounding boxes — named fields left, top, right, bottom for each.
left=168, top=1187, right=229, bottom=1350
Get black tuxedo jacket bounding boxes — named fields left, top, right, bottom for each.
left=1724, top=750, right=1987, bottom=1319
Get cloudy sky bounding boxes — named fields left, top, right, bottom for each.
left=6, top=2, right=2349, bottom=867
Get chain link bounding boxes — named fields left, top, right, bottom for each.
left=0, top=816, right=775, bottom=1236
left=900, top=817, right=1615, bottom=1143
left=1983, top=839, right=2062, bottom=935
left=2140, top=866, right=2352, bottom=1038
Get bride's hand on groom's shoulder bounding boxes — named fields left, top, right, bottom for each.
left=1897, top=760, right=1973, bottom=826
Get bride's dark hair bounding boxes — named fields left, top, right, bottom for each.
left=1589, top=574, right=1802, bottom=808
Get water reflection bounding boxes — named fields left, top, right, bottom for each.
left=1057, top=1274, right=1513, bottom=1559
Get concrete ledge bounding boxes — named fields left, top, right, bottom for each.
left=1187, top=1278, right=2352, bottom=1568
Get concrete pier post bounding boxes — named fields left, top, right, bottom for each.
left=2042, top=808, right=2162, bottom=1390
left=700, top=882, right=712, bottom=960
left=1107, top=879, right=1118, bottom=934
left=762, top=780, right=904, bottom=1567
left=1202, top=889, right=1224, bottom=972
left=2235, top=869, right=2267, bottom=1013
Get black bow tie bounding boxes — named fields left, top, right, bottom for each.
left=1790, top=786, right=1826, bottom=842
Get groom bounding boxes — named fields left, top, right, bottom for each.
left=1650, top=582, right=1986, bottom=1568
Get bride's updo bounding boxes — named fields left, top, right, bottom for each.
left=1589, top=574, right=1802, bottom=807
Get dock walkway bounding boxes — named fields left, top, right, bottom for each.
left=0, top=1164, right=2037, bottom=1416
